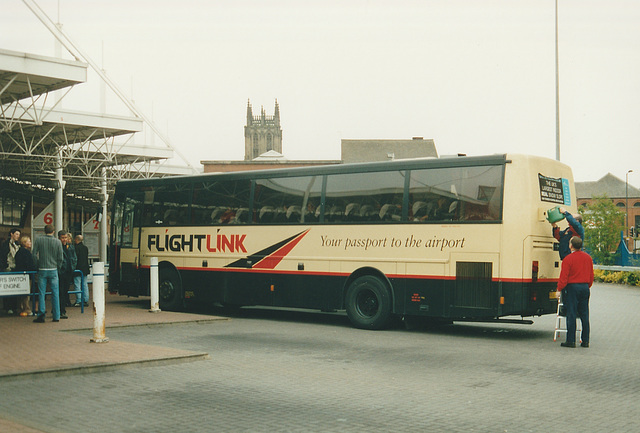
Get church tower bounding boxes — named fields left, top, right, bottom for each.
left=244, top=99, right=283, bottom=160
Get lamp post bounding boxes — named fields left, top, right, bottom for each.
left=555, top=0, right=561, bottom=161
left=626, top=170, right=633, bottom=237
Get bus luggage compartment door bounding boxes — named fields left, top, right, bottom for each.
left=449, top=254, right=499, bottom=319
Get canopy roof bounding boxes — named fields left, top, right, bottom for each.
left=0, top=48, right=180, bottom=202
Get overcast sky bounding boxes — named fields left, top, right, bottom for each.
left=3, top=0, right=640, bottom=185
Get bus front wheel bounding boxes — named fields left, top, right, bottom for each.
left=159, top=266, right=184, bottom=311
left=345, top=275, right=392, bottom=330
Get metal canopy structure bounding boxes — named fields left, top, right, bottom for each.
left=0, top=48, right=180, bottom=203
left=2, top=2, right=199, bottom=261
left=0, top=48, right=86, bottom=104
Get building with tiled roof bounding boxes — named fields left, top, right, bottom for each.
left=576, top=173, right=640, bottom=251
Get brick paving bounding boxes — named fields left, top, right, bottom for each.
left=1, top=282, right=639, bottom=432
left=0, top=292, right=223, bottom=380
left=1, top=292, right=224, bottom=432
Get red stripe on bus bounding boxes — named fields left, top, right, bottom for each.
left=145, top=265, right=556, bottom=284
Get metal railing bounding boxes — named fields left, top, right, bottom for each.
left=0, top=270, right=87, bottom=315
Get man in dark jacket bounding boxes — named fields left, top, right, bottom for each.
left=73, top=234, right=90, bottom=306
left=551, top=207, right=585, bottom=260
left=58, top=231, right=75, bottom=316
left=1, top=228, right=21, bottom=271
left=1, top=228, right=21, bottom=314
left=15, top=235, right=35, bottom=316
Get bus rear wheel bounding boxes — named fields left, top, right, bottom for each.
left=345, top=275, right=392, bottom=330
left=159, top=266, right=184, bottom=311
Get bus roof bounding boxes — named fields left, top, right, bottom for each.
left=116, top=154, right=520, bottom=190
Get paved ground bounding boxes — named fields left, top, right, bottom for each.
left=0, top=293, right=223, bottom=379
left=1, top=282, right=639, bottom=432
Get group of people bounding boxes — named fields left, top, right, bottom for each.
left=1, top=224, right=90, bottom=323
left=0, top=228, right=35, bottom=316
left=551, top=207, right=593, bottom=348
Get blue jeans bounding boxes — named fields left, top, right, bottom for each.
left=563, top=283, right=590, bottom=344
left=74, top=273, right=89, bottom=304
left=37, top=269, right=60, bottom=321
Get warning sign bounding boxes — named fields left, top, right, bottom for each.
left=0, top=273, right=30, bottom=296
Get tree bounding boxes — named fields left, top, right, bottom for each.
left=579, top=194, right=625, bottom=264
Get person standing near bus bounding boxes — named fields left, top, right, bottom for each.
left=73, top=234, right=90, bottom=307
left=15, top=235, right=36, bottom=316
left=65, top=232, right=78, bottom=306
left=57, top=231, right=76, bottom=316
left=551, top=207, right=584, bottom=260
left=32, top=224, right=64, bottom=323
left=1, top=228, right=22, bottom=314
left=557, top=236, right=593, bottom=348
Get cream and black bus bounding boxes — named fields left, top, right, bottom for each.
left=109, top=154, right=573, bottom=329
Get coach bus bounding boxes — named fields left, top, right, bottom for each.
left=109, top=153, right=573, bottom=329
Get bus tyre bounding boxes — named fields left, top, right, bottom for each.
left=159, top=266, right=184, bottom=311
left=345, top=275, right=392, bottom=330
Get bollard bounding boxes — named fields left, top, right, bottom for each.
left=149, top=257, right=161, bottom=313
left=90, top=262, right=109, bottom=343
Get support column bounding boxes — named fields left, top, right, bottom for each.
left=54, top=153, right=64, bottom=233
left=100, top=167, right=108, bottom=263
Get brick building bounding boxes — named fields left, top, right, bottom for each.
left=576, top=173, right=640, bottom=251
left=203, top=99, right=439, bottom=173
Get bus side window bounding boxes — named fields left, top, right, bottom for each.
left=259, top=206, right=275, bottom=223
left=379, top=203, right=401, bottom=221
left=325, top=170, right=405, bottom=224
left=273, top=207, right=287, bottom=223
left=192, top=208, right=210, bottom=225
left=409, top=166, right=503, bottom=223
left=142, top=205, right=153, bottom=226
left=211, top=207, right=236, bottom=225
left=254, top=176, right=317, bottom=225
left=164, top=209, right=179, bottom=225
left=359, top=204, right=377, bottom=222
left=345, top=203, right=360, bottom=221
left=302, top=200, right=319, bottom=223
left=449, top=201, right=459, bottom=220
left=286, top=205, right=302, bottom=223
left=233, top=208, right=250, bottom=224
left=192, top=179, right=251, bottom=226
left=326, top=204, right=344, bottom=222
left=411, top=201, right=427, bottom=221
left=143, top=183, right=192, bottom=226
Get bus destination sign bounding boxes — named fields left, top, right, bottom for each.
left=538, top=174, right=571, bottom=205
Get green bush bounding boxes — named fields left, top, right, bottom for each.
left=593, top=269, right=605, bottom=282
left=626, top=271, right=640, bottom=286
left=603, top=272, right=624, bottom=284
left=593, top=269, right=640, bottom=287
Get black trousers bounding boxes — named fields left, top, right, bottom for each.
left=58, top=272, right=72, bottom=313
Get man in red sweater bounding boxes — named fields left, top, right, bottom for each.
left=557, top=236, right=594, bottom=348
